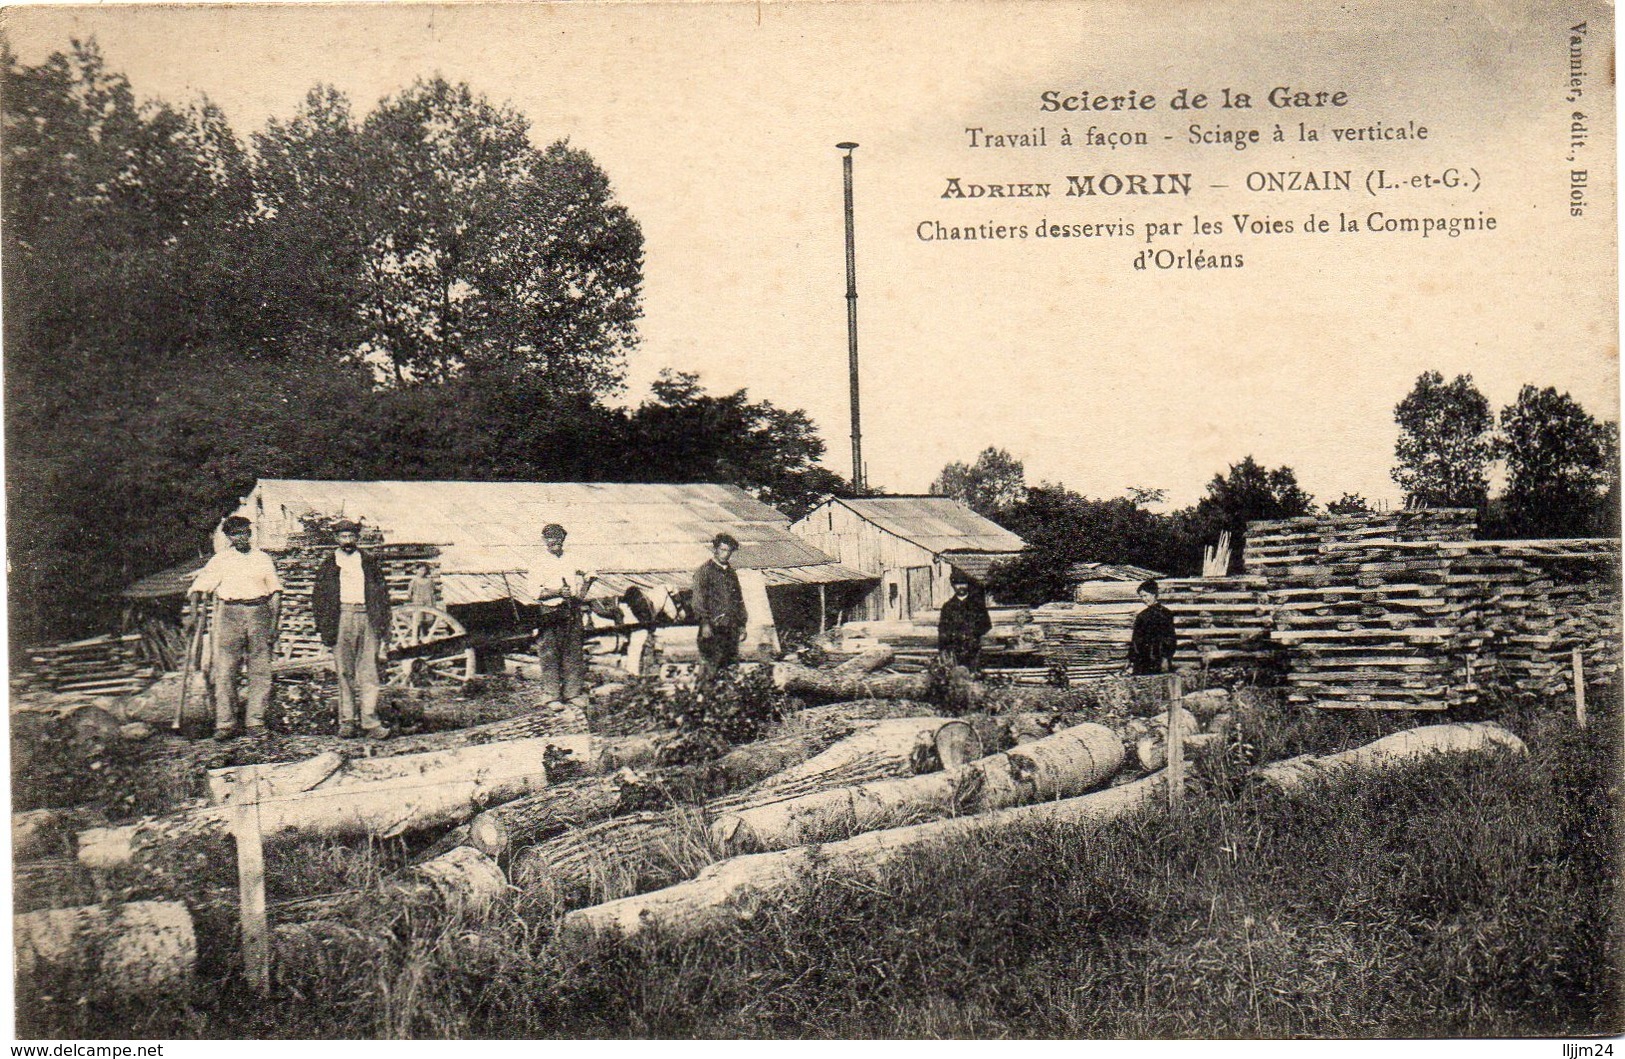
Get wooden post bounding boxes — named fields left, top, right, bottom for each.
left=221, top=770, right=271, bottom=995
left=1166, top=672, right=1184, bottom=815
left=1573, top=647, right=1587, bottom=729
left=818, top=585, right=828, bottom=632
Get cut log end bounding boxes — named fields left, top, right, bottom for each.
left=932, top=720, right=982, bottom=769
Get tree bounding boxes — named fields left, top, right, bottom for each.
left=1327, top=492, right=1372, bottom=515
left=245, top=78, right=644, bottom=390
left=1194, top=456, right=1315, bottom=571
left=930, top=447, right=1027, bottom=518
left=621, top=371, right=851, bottom=519
left=987, top=485, right=1199, bottom=604
left=1497, top=386, right=1619, bottom=538
left=3, top=41, right=259, bottom=644
left=1391, top=371, right=1496, bottom=509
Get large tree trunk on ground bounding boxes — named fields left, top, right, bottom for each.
left=832, top=646, right=895, bottom=675
left=512, top=718, right=978, bottom=902
left=15, top=900, right=196, bottom=997
left=469, top=703, right=958, bottom=860
left=714, top=718, right=980, bottom=808
left=1251, top=722, right=1526, bottom=795
left=76, top=735, right=594, bottom=870
left=714, top=721, right=1125, bottom=852
left=270, top=847, right=508, bottom=984
left=562, top=773, right=1166, bottom=942
left=14, top=857, right=101, bottom=913
left=14, top=807, right=109, bottom=860
left=772, top=666, right=1183, bottom=715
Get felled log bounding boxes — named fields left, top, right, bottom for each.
left=831, top=646, right=896, bottom=676
left=713, top=717, right=981, bottom=807
left=772, top=665, right=928, bottom=701
left=772, top=665, right=1181, bottom=715
left=1251, top=722, right=1526, bottom=795
left=15, top=900, right=196, bottom=997
left=513, top=718, right=978, bottom=901
left=14, top=857, right=101, bottom=914
left=562, top=773, right=1166, bottom=941
left=1137, top=732, right=1221, bottom=772
left=15, top=807, right=109, bottom=860
left=713, top=721, right=1125, bottom=852
left=77, top=735, right=594, bottom=870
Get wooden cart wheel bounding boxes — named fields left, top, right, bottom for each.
left=389, top=605, right=475, bottom=685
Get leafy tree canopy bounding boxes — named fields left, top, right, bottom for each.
left=929, top=447, right=1028, bottom=519
left=1391, top=370, right=1495, bottom=509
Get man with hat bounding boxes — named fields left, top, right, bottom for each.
left=937, top=569, right=992, bottom=673
left=533, top=523, right=596, bottom=708
left=691, top=532, right=748, bottom=681
left=312, top=519, right=394, bottom=739
left=189, top=515, right=283, bottom=739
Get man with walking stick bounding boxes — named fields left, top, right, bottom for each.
left=188, top=516, right=283, bottom=740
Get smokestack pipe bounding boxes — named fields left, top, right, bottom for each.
left=838, top=142, right=863, bottom=492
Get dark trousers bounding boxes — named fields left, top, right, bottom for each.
left=698, top=623, right=741, bottom=681
left=537, top=606, right=585, bottom=702
left=940, top=640, right=981, bottom=673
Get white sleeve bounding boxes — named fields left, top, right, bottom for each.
left=189, top=554, right=223, bottom=595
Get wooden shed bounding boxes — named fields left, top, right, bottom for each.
left=789, top=497, right=1026, bottom=621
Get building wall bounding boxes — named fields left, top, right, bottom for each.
left=791, top=502, right=962, bottom=620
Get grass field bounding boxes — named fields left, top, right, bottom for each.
left=17, top=688, right=1622, bottom=1039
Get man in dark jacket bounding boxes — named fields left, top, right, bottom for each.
left=691, top=533, right=748, bottom=681
left=937, top=571, right=993, bottom=672
left=1127, top=579, right=1178, bottom=676
left=312, top=519, right=393, bottom=739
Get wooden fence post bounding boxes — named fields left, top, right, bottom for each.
left=222, top=768, right=271, bottom=995
left=1573, top=647, right=1587, bottom=729
left=1167, top=672, right=1184, bottom=815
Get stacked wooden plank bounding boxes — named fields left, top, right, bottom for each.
left=1439, top=540, right=1620, bottom=696
left=1161, top=577, right=1279, bottom=675
left=267, top=544, right=442, bottom=660
left=1243, top=509, right=1476, bottom=574
left=1030, top=592, right=1138, bottom=682
left=1268, top=538, right=1481, bottom=710
left=25, top=634, right=155, bottom=697
left=823, top=609, right=1045, bottom=675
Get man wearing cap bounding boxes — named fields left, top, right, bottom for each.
left=533, top=523, right=596, bottom=708
left=691, top=533, right=748, bottom=681
left=312, top=520, right=394, bottom=739
left=189, top=515, right=283, bottom=739
left=937, top=571, right=993, bottom=673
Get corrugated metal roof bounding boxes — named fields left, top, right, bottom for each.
left=822, top=497, right=1026, bottom=555
left=218, top=480, right=868, bottom=603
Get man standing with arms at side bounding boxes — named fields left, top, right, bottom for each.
left=691, top=533, right=748, bottom=682
left=532, top=523, right=595, bottom=710
left=1127, top=579, right=1178, bottom=677
left=937, top=570, right=993, bottom=674
left=189, top=515, right=283, bottom=740
left=312, top=519, right=393, bottom=739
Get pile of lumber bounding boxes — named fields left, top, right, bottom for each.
left=1269, top=537, right=1482, bottom=709
left=1256, top=524, right=1619, bottom=709
left=1031, top=579, right=1279, bottom=684
left=1440, top=540, right=1621, bottom=696
left=820, top=608, right=1048, bottom=679
left=1242, top=509, right=1477, bottom=574
left=23, top=634, right=155, bottom=697
left=265, top=544, right=442, bottom=661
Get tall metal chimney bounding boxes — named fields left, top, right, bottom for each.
left=837, top=142, right=863, bottom=492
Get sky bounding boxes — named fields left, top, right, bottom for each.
left=3, top=0, right=1617, bottom=507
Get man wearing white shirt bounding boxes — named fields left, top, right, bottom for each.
left=312, top=520, right=394, bottom=739
left=189, top=515, right=282, bottom=739
left=533, top=522, right=595, bottom=708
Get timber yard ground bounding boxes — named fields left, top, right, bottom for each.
left=12, top=674, right=1622, bottom=1041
